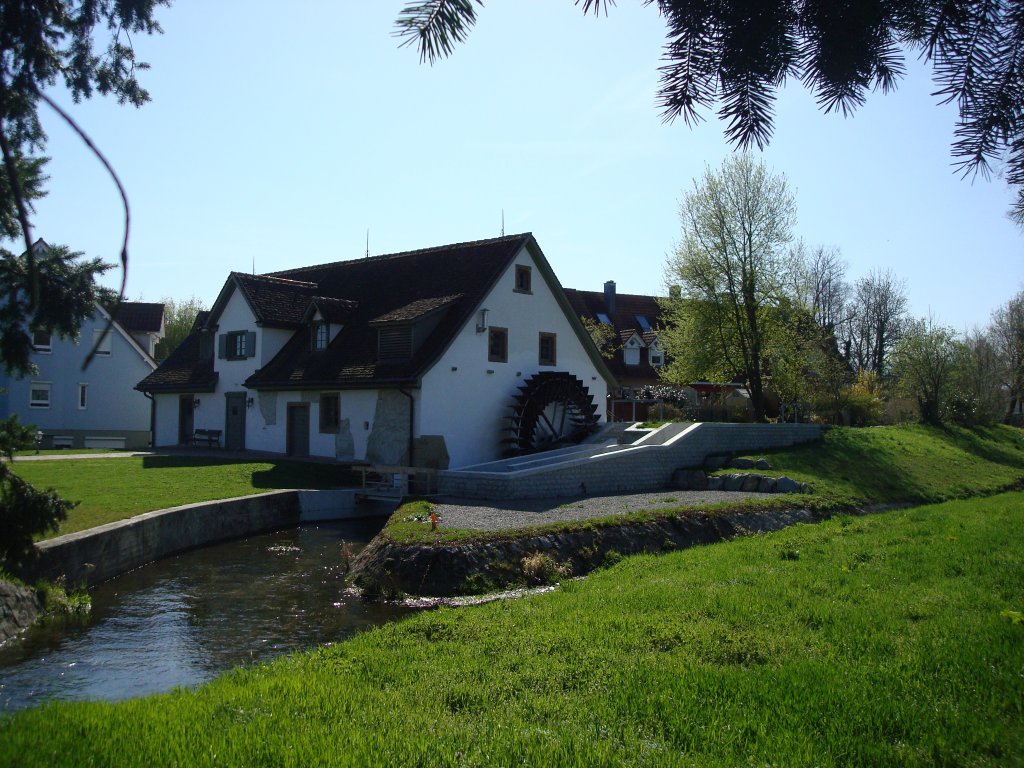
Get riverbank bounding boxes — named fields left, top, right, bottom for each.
left=3, top=490, right=1021, bottom=766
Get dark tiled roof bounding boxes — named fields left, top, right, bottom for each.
left=564, top=287, right=665, bottom=384
left=247, top=235, right=531, bottom=388
left=233, top=273, right=318, bottom=327
left=135, top=324, right=217, bottom=393
left=112, top=302, right=164, bottom=333
left=141, top=234, right=536, bottom=392
left=307, top=296, right=357, bottom=324
left=370, top=294, right=461, bottom=325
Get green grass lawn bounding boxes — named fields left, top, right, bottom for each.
left=2, top=491, right=1021, bottom=766
left=8, top=455, right=359, bottom=537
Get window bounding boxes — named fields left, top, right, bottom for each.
left=488, top=327, right=508, bottom=363
left=319, top=393, right=340, bottom=433
left=92, top=328, right=112, bottom=356
left=596, top=313, right=612, bottom=325
left=219, top=330, right=256, bottom=360
left=78, top=383, right=88, bottom=410
left=649, top=351, right=664, bottom=367
left=634, top=314, right=651, bottom=332
left=32, top=330, right=52, bottom=352
left=229, top=331, right=248, bottom=358
left=312, top=321, right=329, bottom=351
left=514, top=265, right=532, bottom=293
left=538, top=332, right=556, bottom=366
left=624, top=344, right=641, bottom=366
left=30, top=382, right=51, bottom=408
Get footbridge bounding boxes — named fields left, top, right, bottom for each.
left=437, top=422, right=821, bottom=500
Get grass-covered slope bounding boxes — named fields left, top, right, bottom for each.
left=1, top=491, right=1021, bottom=766
left=759, top=424, right=1024, bottom=506
left=7, top=455, right=359, bottom=537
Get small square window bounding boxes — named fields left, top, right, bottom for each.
left=319, top=393, right=340, bottom=433
left=92, top=328, right=112, bottom=356
left=488, top=327, right=508, bottom=363
left=78, top=383, right=88, bottom=410
left=32, top=330, right=52, bottom=352
left=30, top=382, right=51, bottom=408
left=312, top=321, right=329, bottom=351
left=539, top=332, right=556, bottom=366
left=514, top=265, right=532, bottom=293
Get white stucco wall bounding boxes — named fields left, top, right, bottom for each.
left=1, top=307, right=156, bottom=442
left=418, top=244, right=608, bottom=468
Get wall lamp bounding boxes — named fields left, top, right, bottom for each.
left=193, top=397, right=201, bottom=408
left=246, top=396, right=254, bottom=408
left=476, top=308, right=489, bottom=333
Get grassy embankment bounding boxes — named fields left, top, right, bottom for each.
left=384, top=423, right=1024, bottom=545
left=0, top=425, right=1021, bottom=765
left=7, top=455, right=359, bottom=537
left=1, top=488, right=1021, bottom=765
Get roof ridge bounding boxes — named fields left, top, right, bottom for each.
left=233, top=271, right=318, bottom=288
left=265, top=232, right=532, bottom=277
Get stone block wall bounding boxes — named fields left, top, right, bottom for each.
left=438, top=423, right=821, bottom=500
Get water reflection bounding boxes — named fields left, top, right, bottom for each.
left=0, top=518, right=411, bottom=711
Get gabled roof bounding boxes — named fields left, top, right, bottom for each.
left=564, top=287, right=666, bottom=382
left=246, top=234, right=537, bottom=388
left=304, top=296, right=357, bottom=324
left=210, top=273, right=319, bottom=329
left=139, top=233, right=616, bottom=393
left=112, top=302, right=165, bottom=334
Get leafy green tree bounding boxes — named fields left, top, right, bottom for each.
left=155, top=296, right=207, bottom=361
left=397, top=0, right=1024, bottom=223
left=989, top=290, right=1024, bottom=423
left=661, top=154, right=799, bottom=421
left=891, top=316, right=961, bottom=425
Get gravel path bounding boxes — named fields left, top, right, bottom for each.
left=433, top=490, right=773, bottom=531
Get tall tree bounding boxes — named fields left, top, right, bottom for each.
left=891, top=315, right=960, bottom=425
left=397, top=0, right=1024, bottom=223
left=990, top=289, right=1024, bottom=423
left=155, top=296, right=206, bottom=361
left=661, top=153, right=798, bottom=421
left=842, top=268, right=909, bottom=377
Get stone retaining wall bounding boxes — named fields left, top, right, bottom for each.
left=349, top=506, right=829, bottom=597
left=438, top=423, right=821, bottom=500
left=0, top=581, right=42, bottom=644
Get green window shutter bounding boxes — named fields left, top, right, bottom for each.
left=245, top=331, right=257, bottom=358
left=217, top=334, right=226, bottom=359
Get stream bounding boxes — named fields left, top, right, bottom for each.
left=0, top=518, right=413, bottom=711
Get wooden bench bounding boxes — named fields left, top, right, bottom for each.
left=192, top=429, right=222, bottom=447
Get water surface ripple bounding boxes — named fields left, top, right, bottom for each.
left=0, top=519, right=411, bottom=711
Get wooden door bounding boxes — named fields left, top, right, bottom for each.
left=287, top=403, right=310, bottom=457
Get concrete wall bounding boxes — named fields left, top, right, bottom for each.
left=21, top=489, right=389, bottom=588
left=437, top=422, right=821, bottom=499
left=419, top=243, right=609, bottom=469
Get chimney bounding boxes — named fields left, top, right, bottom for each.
left=603, top=280, right=616, bottom=316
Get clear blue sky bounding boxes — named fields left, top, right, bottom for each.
left=27, top=1, right=1023, bottom=332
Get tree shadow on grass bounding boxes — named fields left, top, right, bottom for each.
left=934, top=425, right=1024, bottom=469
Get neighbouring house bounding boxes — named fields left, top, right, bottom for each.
left=137, top=233, right=616, bottom=469
left=0, top=301, right=164, bottom=450
left=564, top=281, right=669, bottom=420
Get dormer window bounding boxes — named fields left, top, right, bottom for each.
left=312, top=321, right=329, bottom=351
left=378, top=326, right=412, bottom=360
left=635, top=314, right=651, bottom=332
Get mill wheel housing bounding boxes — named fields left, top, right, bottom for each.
left=503, top=372, right=600, bottom=456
